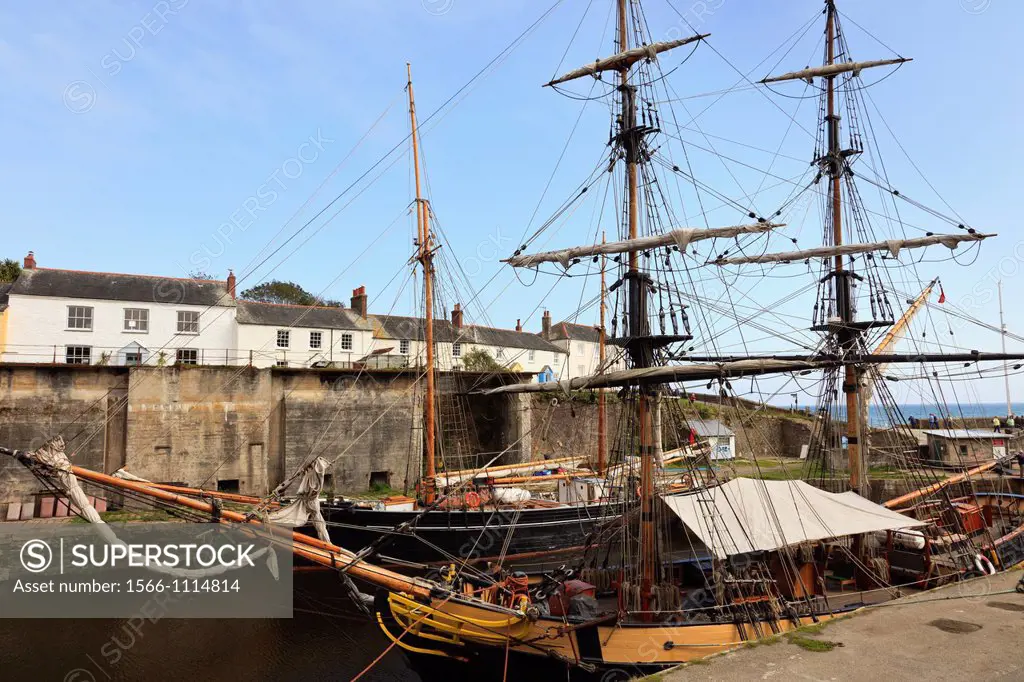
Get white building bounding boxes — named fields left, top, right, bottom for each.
left=0, top=253, right=567, bottom=377
left=540, top=310, right=626, bottom=381
left=1, top=253, right=237, bottom=367
left=690, top=419, right=736, bottom=460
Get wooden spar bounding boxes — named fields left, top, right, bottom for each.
left=598, top=231, right=607, bottom=476
left=61, top=460, right=433, bottom=598
left=884, top=461, right=998, bottom=510
left=506, top=223, right=782, bottom=267
left=144, top=483, right=280, bottom=507
left=760, top=58, right=911, bottom=84
left=408, top=63, right=437, bottom=505
left=710, top=233, right=993, bottom=265
left=544, top=34, right=708, bottom=87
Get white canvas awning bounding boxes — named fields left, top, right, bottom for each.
left=662, top=478, right=926, bottom=559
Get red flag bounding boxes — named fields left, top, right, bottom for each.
left=938, top=284, right=946, bottom=304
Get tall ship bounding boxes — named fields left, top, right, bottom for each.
left=4, top=0, right=1024, bottom=677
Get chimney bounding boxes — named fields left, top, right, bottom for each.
left=515, top=318, right=522, bottom=333
left=351, top=286, right=367, bottom=319
left=541, top=310, right=551, bottom=338
left=23, top=251, right=36, bottom=270
left=226, top=270, right=236, bottom=299
left=451, top=303, right=463, bottom=329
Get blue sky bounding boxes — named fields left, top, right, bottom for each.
left=2, top=0, right=1021, bottom=405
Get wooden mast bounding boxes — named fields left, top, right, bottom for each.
left=598, top=232, right=607, bottom=476
left=616, top=0, right=656, bottom=614
left=408, top=63, right=436, bottom=504
left=824, top=3, right=865, bottom=493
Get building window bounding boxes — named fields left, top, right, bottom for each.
left=529, top=349, right=535, bottom=362
left=309, top=331, right=322, bottom=349
left=452, top=343, right=462, bottom=358
left=577, top=342, right=584, bottom=355
left=578, top=364, right=585, bottom=376
left=176, top=349, right=198, bottom=365
left=496, top=348, right=505, bottom=360
left=65, top=345, right=91, bottom=364
left=277, top=330, right=290, bottom=348
left=177, top=311, right=199, bottom=334
left=340, top=333, right=353, bottom=350
left=276, top=360, right=288, bottom=368
left=123, top=308, right=149, bottom=333
left=399, top=339, right=410, bottom=355
left=125, top=351, right=143, bottom=365
left=67, top=306, right=93, bottom=330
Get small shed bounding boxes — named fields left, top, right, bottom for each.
left=921, top=429, right=1023, bottom=467
left=691, top=419, right=736, bottom=461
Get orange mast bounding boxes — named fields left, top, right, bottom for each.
left=408, top=63, right=436, bottom=504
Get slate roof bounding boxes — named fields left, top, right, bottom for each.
left=372, top=314, right=562, bottom=353
left=9, top=268, right=233, bottom=307
left=236, top=301, right=370, bottom=330
left=544, top=320, right=603, bottom=343
left=0, top=283, right=11, bottom=312
left=689, top=419, right=736, bottom=438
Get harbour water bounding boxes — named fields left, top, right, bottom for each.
left=818, top=402, right=1024, bottom=427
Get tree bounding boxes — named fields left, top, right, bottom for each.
left=240, top=280, right=341, bottom=307
left=0, top=259, right=22, bottom=283
left=461, top=348, right=502, bottom=372
left=188, top=269, right=218, bottom=280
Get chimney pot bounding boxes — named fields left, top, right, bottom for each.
left=451, top=303, right=463, bottom=329
left=226, top=270, right=236, bottom=299
left=541, top=310, right=551, bottom=338
left=515, top=318, right=522, bottom=332
left=350, top=286, right=368, bottom=319
left=23, top=251, right=36, bottom=270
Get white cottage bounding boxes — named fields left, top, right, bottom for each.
left=691, top=419, right=737, bottom=460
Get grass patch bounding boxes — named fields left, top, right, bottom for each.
left=786, top=634, right=842, bottom=652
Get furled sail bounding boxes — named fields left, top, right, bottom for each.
left=506, top=223, right=782, bottom=268
left=761, top=58, right=911, bottom=84
left=481, top=351, right=1024, bottom=395
left=545, top=34, right=709, bottom=87
left=712, top=232, right=993, bottom=266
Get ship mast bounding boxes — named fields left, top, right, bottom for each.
left=823, top=2, right=866, bottom=493
left=999, top=280, right=1012, bottom=419
left=408, top=63, right=436, bottom=504
left=598, top=232, right=607, bottom=476
left=616, top=0, right=656, bottom=613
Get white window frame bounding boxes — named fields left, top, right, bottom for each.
left=176, top=310, right=200, bottom=335
left=277, top=330, right=290, bottom=348
left=123, top=308, right=149, bottom=333
left=340, top=333, right=353, bottom=351
left=496, top=348, right=505, bottom=360
left=176, top=349, right=198, bottom=365
left=399, top=339, right=410, bottom=355
left=452, top=342, right=462, bottom=358
left=124, top=351, right=143, bottom=366
left=528, top=349, right=535, bottom=362
left=309, top=331, right=322, bottom=349
left=67, top=306, right=93, bottom=331
left=65, top=345, right=91, bottom=364
left=276, top=359, right=289, bottom=368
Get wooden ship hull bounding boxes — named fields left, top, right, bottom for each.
left=315, top=501, right=621, bottom=573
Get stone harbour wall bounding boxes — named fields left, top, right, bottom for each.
left=0, top=364, right=530, bottom=508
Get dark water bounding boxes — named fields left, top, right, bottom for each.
left=1, top=573, right=418, bottom=682
left=1, top=573, right=617, bottom=682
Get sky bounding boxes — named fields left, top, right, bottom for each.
left=1, top=0, right=1022, bottom=406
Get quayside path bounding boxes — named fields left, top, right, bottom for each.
left=662, top=570, right=1024, bottom=681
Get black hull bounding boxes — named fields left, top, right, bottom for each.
left=315, top=502, right=620, bottom=573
